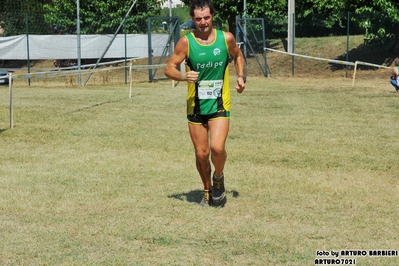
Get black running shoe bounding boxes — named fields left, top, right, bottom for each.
left=212, top=174, right=226, bottom=203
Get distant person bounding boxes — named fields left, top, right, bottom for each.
left=53, top=60, right=60, bottom=68
left=389, top=58, right=399, bottom=92
left=164, top=0, right=246, bottom=207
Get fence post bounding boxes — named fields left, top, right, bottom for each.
left=124, top=19, right=128, bottom=84
left=25, top=13, right=31, bottom=86
left=9, top=74, right=13, bottom=129
left=352, top=61, right=358, bottom=88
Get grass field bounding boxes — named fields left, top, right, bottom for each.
left=0, top=74, right=398, bottom=265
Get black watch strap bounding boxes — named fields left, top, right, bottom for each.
left=237, top=75, right=246, bottom=83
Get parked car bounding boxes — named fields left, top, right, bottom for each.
left=0, top=68, right=10, bottom=85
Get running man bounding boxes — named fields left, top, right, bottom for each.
left=164, top=0, right=246, bottom=206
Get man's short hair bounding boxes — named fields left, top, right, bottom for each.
left=189, top=0, right=215, bottom=17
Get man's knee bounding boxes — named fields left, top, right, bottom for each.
left=210, top=145, right=226, bottom=157
left=195, top=148, right=209, bottom=160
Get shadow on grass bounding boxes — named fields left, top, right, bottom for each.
left=168, top=189, right=239, bottom=208
left=332, top=44, right=393, bottom=71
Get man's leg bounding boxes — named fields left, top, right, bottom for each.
left=208, top=118, right=230, bottom=176
left=390, top=78, right=399, bottom=91
left=188, top=123, right=211, bottom=190
left=208, top=118, right=230, bottom=202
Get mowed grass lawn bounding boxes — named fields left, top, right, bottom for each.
left=0, top=76, right=398, bottom=265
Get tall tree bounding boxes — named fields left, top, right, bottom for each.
left=182, top=0, right=287, bottom=36
left=43, top=0, right=162, bottom=34
left=2, top=0, right=399, bottom=52
left=297, top=0, right=399, bottom=50
left=0, top=0, right=52, bottom=35
left=353, top=0, right=399, bottom=51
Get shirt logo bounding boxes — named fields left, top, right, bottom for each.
left=213, top=48, right=221, bottom=56
left=213, top=88, right=221, bottom=97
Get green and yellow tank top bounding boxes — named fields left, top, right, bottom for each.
left=185, top=29, right=231, bottom=116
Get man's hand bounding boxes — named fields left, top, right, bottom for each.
left=236, top=76, right=246, bottom=94
left=185, top=71, right=200, bottom=83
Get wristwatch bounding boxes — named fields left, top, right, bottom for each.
left=237, top=75, right=246, bottom=83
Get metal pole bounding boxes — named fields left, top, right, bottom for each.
left=76, top=0, right=81, bottom=86
left=148, top=18, right=153, bottom=81
left=243, top=0, right=247, bottom=58
left=84, top=0, right=138, bottom=85
left=124, top=19, right=128, bottom=84
left=291, top=13, right=295, bottom=76
left=9, top=74, right=13, bottom=129
left=169, top=0, right=173, bottom=56
left=25, top=13, right=31, bottom=86
left=288, top=0, right=295, bottom=53
left=261, top=18, right=269, bottom=77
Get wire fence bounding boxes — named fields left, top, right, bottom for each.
left=0, top=9, right=395, bottom=82
left=0, top=9, right=174, bottom=85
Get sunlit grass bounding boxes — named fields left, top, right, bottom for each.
left=0, top=75, right=398, bottom=265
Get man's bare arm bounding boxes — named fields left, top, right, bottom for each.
left=225, top=32, right=246, bottom=93
left=164, top=37, right=199, bottom=83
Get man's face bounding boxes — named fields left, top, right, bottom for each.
left=192, top=6, right=213, bottom=33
